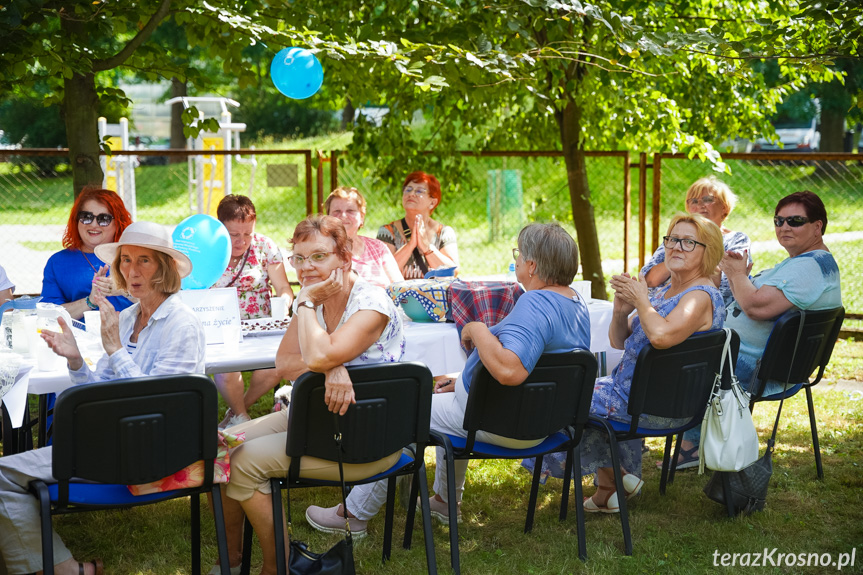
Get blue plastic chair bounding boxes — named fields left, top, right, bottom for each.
left=419, top=351, right=597, bottom=573
left=29, top=374, right=231, bottom=575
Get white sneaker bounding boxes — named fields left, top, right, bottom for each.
left=425, top=495, right=462, bottom=524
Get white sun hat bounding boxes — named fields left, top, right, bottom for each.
left=94, top=221, right=193, bottom=278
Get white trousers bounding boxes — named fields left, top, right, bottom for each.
left=0, top=446, right=72, bottom=574
left=345, top=375, right=542, bottom=521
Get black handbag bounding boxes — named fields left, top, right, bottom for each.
left=703, top=312, right=806, bottom=516
left=286, top=417, right=356, bottom=575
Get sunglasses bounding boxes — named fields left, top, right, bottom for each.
left=77, top=211, right=115, bottom=226
left=773, top=215, right=809, bottom=228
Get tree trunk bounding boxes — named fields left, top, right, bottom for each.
left=819, top=107, right=845, bottom=153
left=341, top=98, right=355, bottom=131
left=169, top=77, right=188, bottom=162
left=63, top=73, right=103, bottom=196
left=557, top=100, right=607, bottom=299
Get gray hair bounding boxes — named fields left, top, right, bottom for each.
left=517, top=223, right=579, bottom=286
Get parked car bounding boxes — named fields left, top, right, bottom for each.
left=752, top=119, right=820, bottom=152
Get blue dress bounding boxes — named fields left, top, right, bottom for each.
left=42, top=249, right=133, bottom=315
left=523, top=283, right=724, bottom=482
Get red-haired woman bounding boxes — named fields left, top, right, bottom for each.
left=41, top=187, right=134, bottom=320
left=377, top=171, right=458, bottom=279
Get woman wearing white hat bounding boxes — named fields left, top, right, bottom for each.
left=41, top=220, right=205, bottom=382
left=0, top=221, right=206, bottom=575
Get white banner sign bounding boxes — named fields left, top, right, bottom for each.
left=178, top=288, right=242, bottom=345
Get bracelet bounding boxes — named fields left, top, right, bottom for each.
left=423, top=248, right=434, bottom=256
left=85, top=296, right=98, bottom=310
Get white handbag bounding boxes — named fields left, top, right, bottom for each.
left=699, top=329, right=760, bottom=474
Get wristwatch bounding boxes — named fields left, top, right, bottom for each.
left=297, top=300, right=316, bottom=311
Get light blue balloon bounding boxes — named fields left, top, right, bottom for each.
left=172, top=215, right=231, bottom=290
left=271, top=47, right=324, bottom=100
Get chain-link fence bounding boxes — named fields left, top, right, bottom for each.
left=1, top=149, right=860, bottom=325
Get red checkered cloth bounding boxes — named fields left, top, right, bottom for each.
left=448, top=280, right=525, bottom=352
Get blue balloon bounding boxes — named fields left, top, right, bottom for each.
left=172, top=215, right=231, bottom=290
left=271, top=47, right=324, bottom=99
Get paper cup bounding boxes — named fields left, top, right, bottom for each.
left=271, top=296, right=287, bottom=320
left=84, top=311, right=101, bottom=335
left=571, top=280, right=592, bottom=301
left=222, top=323, right=242, bottom=353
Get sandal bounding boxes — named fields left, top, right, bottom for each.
left=657, top=444, right=699, bottom=470
left=621, top=473, right=644, bottom=498
left=78, top=559, right=104, bottom=575
left=583, top=490, right=620, bottom=514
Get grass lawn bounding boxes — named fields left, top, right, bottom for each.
left=45, top=382, right=862, bottom=574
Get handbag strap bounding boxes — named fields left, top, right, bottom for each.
left=768, top=309, right=807, bottom=450
left=285, top=416, right=353, bottom=543
left=225, top=247, right=250, bottom=287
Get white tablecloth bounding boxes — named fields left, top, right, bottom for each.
left=20, top=299, right=619, bottom=412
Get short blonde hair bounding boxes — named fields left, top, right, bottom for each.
left=666, top=213, right=724, bottom=278
left=112, top=248, right=182, bottom=296
left=325, top=187, right=367, bottom=218
left=685, top=176, right=737, bottom=221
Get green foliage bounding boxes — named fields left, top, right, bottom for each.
left=233, top=87, right=339, bottom=140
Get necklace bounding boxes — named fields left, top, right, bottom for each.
left=81, top=251, right=99, bottom=273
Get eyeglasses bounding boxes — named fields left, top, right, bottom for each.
left=402, top=186, right=428, bottom=197
left=77, top=211, right=114, bottom=227
left=289, top=251, right=334, bottom=267
left=774, top=215, right=809, bottom=228
left=686, top=196, right=716, bottom=207
left=663, top=236, right=706, bottom=252
left=512, top=247, right=520, bottom=261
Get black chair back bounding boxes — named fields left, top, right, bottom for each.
left=626, top=330, right=731, bottom=427
left=286, top=362, right=433, bottom=479
left=755, top=307, right=845, bottom=394
left=462, top=350, right=597, bottom=449
left=51, top=374, right=217, bottom=489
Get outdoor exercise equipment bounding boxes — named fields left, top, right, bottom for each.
left=164, top=97, right=257, bottom=217
left=270, top=47, right=324, bottom=99
left=98, top=117, right=137, bottom=219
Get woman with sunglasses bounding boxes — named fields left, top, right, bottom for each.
left=641, top=176, right=750, bottom=307
left=377, top=171, right=458, bottom=279
left=677, top=191, right=842, bottom=471
left=41, top=187, right=134, bottom=320
left=723, top=190, right=841, bottom=394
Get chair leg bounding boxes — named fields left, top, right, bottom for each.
left=720, top=472, right=735, bottom=518
left=560, top=450, right=572, bottom=522
left=35, top=482, right=55, bottom=575
left=415, top=463, right=438, bottom=575
left=240, top=517, right=253, bottom=575
left=271, top=479, right=288, bottom=575
left=444, top=443, right=461, bottom=575
left=210, top=485, right=232, bottom=575
left=382, top=475, right=397, bottom=562
left=525, top=455, right=543, bottom=533
left=191, top=493, right=201, bottom=575
left=594, top=420, right=632, bottom=556
left=403, top=469, right=420, bottom=550
left=805, top=386, right=824, bottom=480
left=662, top=435, right=680, bottom=493
left=571, top=446, right=587, bottom=561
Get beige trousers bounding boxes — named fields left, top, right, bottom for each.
left=225, top=411, right=401, bottom=502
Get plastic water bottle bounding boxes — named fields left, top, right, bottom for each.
left=505, top=262, right=517, bottom=282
